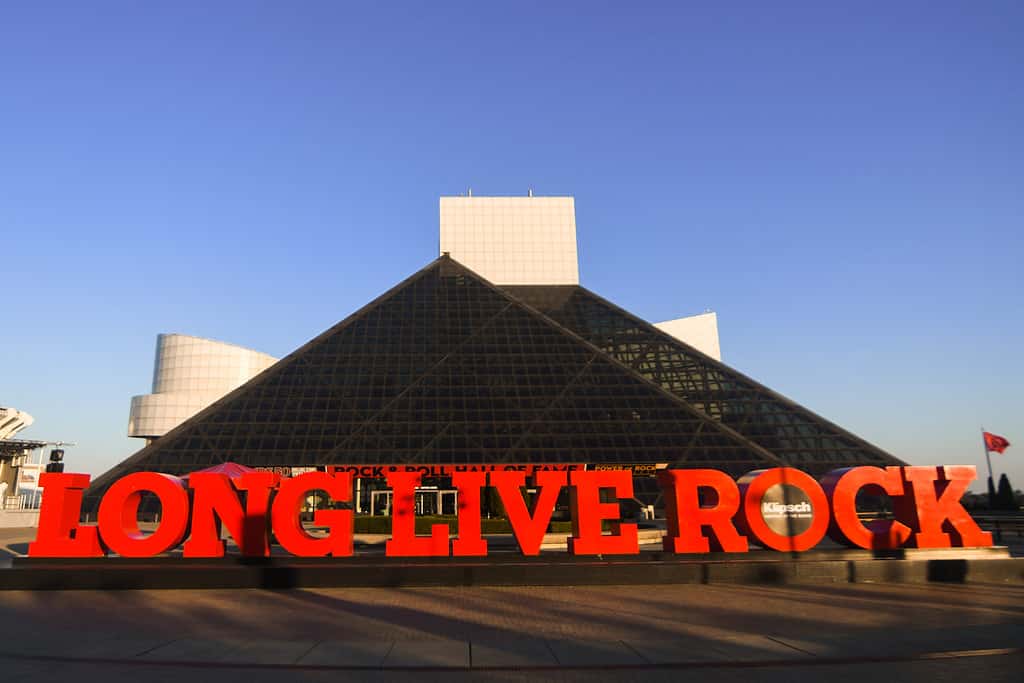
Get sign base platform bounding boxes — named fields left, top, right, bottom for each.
left=4, top=547, right=1020, bottom=591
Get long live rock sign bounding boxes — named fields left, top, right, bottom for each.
left=29, top=465, right=992, bottom=559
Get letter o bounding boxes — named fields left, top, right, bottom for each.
left=98, top=473, right=190, bottom=557
left=738, top=468, right=829, bottom=552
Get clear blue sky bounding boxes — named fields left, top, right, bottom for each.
left=3, top=1, right=1022, bottom=491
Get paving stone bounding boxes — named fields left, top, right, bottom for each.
left=383, top=639, right=470, bottom=668
left=0, top=655, right=67, bottom=679
left=623, top=637, right=742, bottom=664
left=705, top=634, right=812, bottom=661
left=0, top=627, right=70, bottom=656
left=0, top=632, right=89, bottom=657
left=217, top=639, right=317, bottom=664
left=298, top=639, right=394, bottom=667
left=770, top=633, right=901, bottom=658
left=628, top=634, right=808, bottom=664
left=948, top=623, right=1024, bottom=651
left=138, top=638, right=242, bottom=662
left=773, top=622, right=1024, bottom=659
left=0, top=631, right=171, bottom=660
left=471, top=638, right=558, bottom=667
left=544, top=638, right=646, bottom=666
left=58, top=636, right=175, bottom=660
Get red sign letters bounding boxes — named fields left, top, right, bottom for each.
left=28, top=465, right=993, bottom=558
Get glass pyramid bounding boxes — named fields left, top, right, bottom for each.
left=85, top=256, right=902, bottom=509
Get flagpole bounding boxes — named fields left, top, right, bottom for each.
left=982, top=427, right=996, bottom=509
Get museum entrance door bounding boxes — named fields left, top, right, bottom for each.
left=370, top=490, right=392, bottom=516
left=368, top=488, right=458, bottom=516
left=415, top=488, right=458, bottom=515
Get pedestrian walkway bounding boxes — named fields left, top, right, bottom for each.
left=1, top=624, right=1021, bottom=670
left=0, top=582, right=1020, bottom=680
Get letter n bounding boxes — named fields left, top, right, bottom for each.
left=183, top=472, right=279, bottom=557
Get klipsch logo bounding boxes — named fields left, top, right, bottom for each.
left=757, top=482, right=816, bottom=536
left=761, top=501, right=812, bottom=515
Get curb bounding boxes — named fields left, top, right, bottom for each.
left=3, top=555, right=1022, bottom=590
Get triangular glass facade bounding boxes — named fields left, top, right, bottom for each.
left=86, top=256, right=901, bottom=509
left=504, top=285, right=903, bottom=473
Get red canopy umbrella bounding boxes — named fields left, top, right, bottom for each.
left=182, top=462, right=257, bottom=480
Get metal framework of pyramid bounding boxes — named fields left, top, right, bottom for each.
left=85, top=255, right=903, bottom=508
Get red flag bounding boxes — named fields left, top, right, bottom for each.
left=983, top=432, right=1011, bottom=454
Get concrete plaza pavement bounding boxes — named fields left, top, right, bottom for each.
left=3, top=525, right=1023, bottom=679
left=0, top=582, right=1021, bottom=680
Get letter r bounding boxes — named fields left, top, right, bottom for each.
left=657, top=470, right=748, bottom=553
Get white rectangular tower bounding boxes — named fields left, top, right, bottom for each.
left=439, top=195, right=579, bottom=285
left=655, top=312, right=722, bottom=361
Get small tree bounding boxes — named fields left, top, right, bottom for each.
left=483, top=485, right=506, bottom=519
left=996, top=474, right=1017, bottom=511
